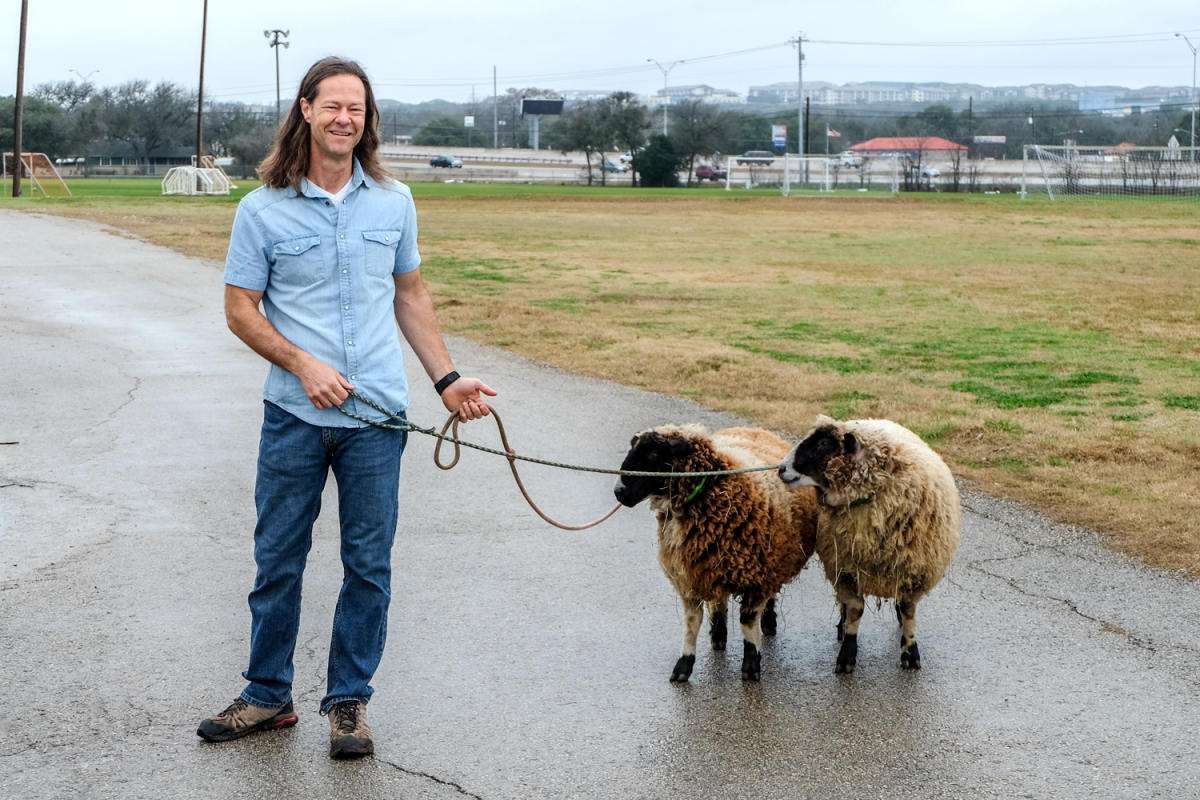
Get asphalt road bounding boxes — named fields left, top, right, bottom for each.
left=2, top=208, right=1200, bottom=800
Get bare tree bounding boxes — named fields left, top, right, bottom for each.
left=99, top=80, right=195, bottom=173
left=557, top=100, right=610, bottom=185
left=599, top=91, right=649, bottom=186
left=669, top=98, right=736, bottom=187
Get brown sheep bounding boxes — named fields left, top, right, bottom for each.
left=614, top=425, right=818, bottom=682
left=778, top=416, right=961, bottom=674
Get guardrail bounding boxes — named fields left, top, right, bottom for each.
left=381, top=151, right=575, bottom=166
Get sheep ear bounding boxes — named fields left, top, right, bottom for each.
left=843, top=432, right=859, bottom=455
left=669, top=436, right=693, bottom=460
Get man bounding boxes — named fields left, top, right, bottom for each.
left=197, top=57, right=495, bottom=759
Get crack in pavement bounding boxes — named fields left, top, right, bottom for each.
left=373, top=756, right=485, bottom=800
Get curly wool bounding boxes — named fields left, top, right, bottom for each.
left=651, top=426, right=818, bottom=604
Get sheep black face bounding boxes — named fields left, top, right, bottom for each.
left=614, top=431, right=692, bottom=507
left=778, top=423, right=858, bottom=489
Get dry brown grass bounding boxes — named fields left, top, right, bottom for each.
left=14, top=188, right=1200, bottom=575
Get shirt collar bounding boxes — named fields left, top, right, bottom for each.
left=298, top=157, right=369, bottom=198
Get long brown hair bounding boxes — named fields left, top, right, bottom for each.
left=258, top=57, right=391, bottom=191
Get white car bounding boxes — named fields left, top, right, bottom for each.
left=839, top=151, right=863, bottom=167
left=918, top=164, right=940, bottom=178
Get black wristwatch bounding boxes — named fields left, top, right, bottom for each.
left=434, top=370, right=461, bottom=396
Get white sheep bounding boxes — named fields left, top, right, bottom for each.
left=615, top=425, right=818, bottom=682
left=778, top=415, right=961, bottom=673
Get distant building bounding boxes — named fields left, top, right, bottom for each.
left=1080, top=93, right=1117, bottom=112
left=643, top=84, right=745, bottom=107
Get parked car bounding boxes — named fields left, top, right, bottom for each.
left=601, top=160, right=628, bottom=173
left=430, top=155, right=463, bottom=168
left=736, top=150, right=775, bottom=165
left=918, top=164, right=940, bottom=178
left=695, top=164, right=728, bottom=181
left=838, top=151, right=864, bottom=168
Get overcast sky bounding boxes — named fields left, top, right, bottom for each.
left=3, top=1, right=1198, bottom=105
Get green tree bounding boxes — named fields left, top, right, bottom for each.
left=632, top=134, right=681, bottom=187
left=0, top=95, right=69, bottom=159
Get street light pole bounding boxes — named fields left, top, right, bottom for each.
left=647, top=58, right=683, bottom=136
left=1176, top=34, right=1196, bottom=162
left=265, top=29, right=290, bottom=121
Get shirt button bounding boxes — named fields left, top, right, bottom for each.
left=350, top=375, right=356, bottom=380
left=340, top=234, right=344, bottom=239
left=342, top=269, right=347, bottom=273
left=347, top=340, right=353, bottom=345
left=294, top=246, right=299, bottom=251
left=385, top=236, right=390, bottom=241
left=344, top=305, right=350, bottom=310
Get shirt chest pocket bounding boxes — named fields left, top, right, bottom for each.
left=362, top=229, right=403, bottom=279
left=271, top=234, right=325, bottom=286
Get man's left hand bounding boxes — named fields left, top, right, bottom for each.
left=442, top=377, right=498, bottom=421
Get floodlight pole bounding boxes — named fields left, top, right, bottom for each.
left=1176, top=34, right=1197, bottom=162
left=196, top=0, right=208, bottom=170
left=648, top=59, right=683, bottom=136
left=493, top=66, right=498, bottom=149
left=265, top=29, right=290, bottom=121
left=12, top=0, right=29, bottom=197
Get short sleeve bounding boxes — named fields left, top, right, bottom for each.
left=223, top=201, right=270, bottom=290
left=395, top=195, right=421, bottom=274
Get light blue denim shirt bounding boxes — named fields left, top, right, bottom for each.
left=223, top=159, right=420, bottom=428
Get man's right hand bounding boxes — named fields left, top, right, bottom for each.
left=296, top=355, right=354, bottom=409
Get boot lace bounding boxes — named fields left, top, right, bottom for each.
left=332, top=702, right=359, bottom=734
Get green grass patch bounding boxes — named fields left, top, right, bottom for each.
left=1162, top=393, right=1200, bottom=410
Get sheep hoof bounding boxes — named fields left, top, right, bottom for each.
left=761, top=610, right=777, bottom=637
left=741, top=641, right=761, bottom=681
left=901, top=642, right=921, bottom=670
left=835, top=634, right=858, bottom=674
left=710, top=613, right=727, bottom=651
left=670, top=655, right=696, bottom=682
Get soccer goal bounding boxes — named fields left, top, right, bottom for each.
left=162, top=155, right=232, bottom=196
left=1022, top=144, right=1200, bottom=200
left=722, top=154, right=834, bottom=194
left=3, top=153, right=72, bottom=196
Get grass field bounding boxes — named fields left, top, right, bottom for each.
left=5, top=178, right=1199, bottom=575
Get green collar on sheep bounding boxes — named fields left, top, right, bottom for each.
left=849, top=495, right=874, bottom=507
left=684, top=477, right=708, bottom=504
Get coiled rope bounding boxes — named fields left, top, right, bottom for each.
left=338, top=389, right=781, bottom=531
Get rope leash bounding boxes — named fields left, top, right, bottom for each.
left=337, top=389, right=781, bottom=531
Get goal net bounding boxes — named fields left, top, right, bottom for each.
left=162, top=156, right=232, bottom=196
left=3, top=153, right=72, bottom=196
left=722, top=154, right=900, bottom=196
left=1023, top=144, right=1200, bottom=200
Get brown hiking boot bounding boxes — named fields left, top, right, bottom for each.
left=196, top=697, right=298, bottom=742
left=327, top=701, right=374, bottom=759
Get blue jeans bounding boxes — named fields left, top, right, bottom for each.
left=240, top=401, right=407, bottom=714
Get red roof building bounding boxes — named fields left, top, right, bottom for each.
left=845, top=136, right=968, bottom=157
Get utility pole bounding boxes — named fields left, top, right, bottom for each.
left=789, top=32, right=807, bottom=158
left=1177, top=34, right=1197, bottom=162
left=265, top=29, right=290, bottom=120
left=493, top=66, right=498, bottom=149
left=12, top=0, right=29, bottom=197
left=648, top=58, right=683, bottom=136
left=196, top=0, right=208, bottom=170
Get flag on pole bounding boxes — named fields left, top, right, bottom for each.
left=827, top=125, right=842, bottom=138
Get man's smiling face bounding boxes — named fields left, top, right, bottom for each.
left=301, top=74, right=367, bottom=164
